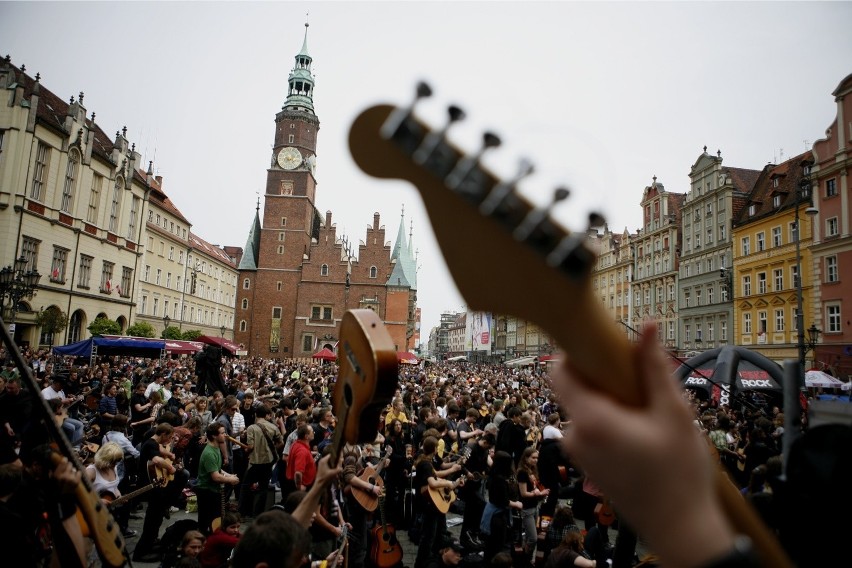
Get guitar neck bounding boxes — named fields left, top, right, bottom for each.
left=108, top=483, right=156, bottom=509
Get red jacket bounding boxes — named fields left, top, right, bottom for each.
left=285, top=439, right=316, bottom=487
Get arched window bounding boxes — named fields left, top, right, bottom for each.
left=239, top=320, right=247, bottom=332
left=243, top=278, right=250, bottom=289
left=241, top=298, right=248, bottom=309
left=369, top=266, right=377, bottom=279
left=68, top=310, right=84, bottom=343
left=321, top=264, right=329, bottom=276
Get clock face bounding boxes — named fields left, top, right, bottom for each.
left=277, top=147, right=302, bottom=170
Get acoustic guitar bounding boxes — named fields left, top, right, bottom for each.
left=427, top=446, right=469, bottom=513
left=351, top=447, right=392, bottom=512
left=348, top=83, right=792, bottom=568
left=101, top=462, right=167, bottom=509
left=369, top=490, right=404, bottom=568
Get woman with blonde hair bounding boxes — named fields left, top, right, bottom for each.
left=86, top=442, right=135, bottom=537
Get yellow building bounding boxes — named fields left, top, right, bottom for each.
left=589, top=226, right=635, bottom=340
left=731, top=152, right=817, bottom=364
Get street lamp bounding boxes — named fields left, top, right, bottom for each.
left=220, top=325, right=226, bottom=337
left=163, top=314, right=171, bottom=334
left=794, top=168, right=818, bottom=377
left=805, top=324, right=821, bottom=367
left=0, top=255, right=42, bottom=324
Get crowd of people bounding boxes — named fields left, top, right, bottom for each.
left=0, top=328, right=807, bottom=568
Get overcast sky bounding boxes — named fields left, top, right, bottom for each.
left=2, top=1, right=851, bottom=341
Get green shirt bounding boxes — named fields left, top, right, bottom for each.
left=198, top=443, right=223, bottom=492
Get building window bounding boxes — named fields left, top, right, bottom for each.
left=748, top=204, right=756, bottom=216
left=277, top=281, right=282, bottom=291
left=30, top=142, right=50, bottom=201
left=684, top=291, right=691, bottom=308
left=277, top=245, right=284, bottom=254
left=156, top=269, right=162, bottom=285
left=140, top=295, right=148, bottom=314
left=21, top=237, right=39, bottom=270
left=758, top=311, right=767, bottom=333
left=242, top=298, right=248, bottom=309
left=153, top=297, right=159, bottom=316
left=320, top=264, right=329, bottom=276
left=311, top=305, right=333, bottom=321
left=281, top=217, right=287, bottom=226
left=168, top=246, right=174, bottom=260
left=743, top=313, right=752, bottom=334
left=708, top=322, right=714, bottom=341
left=775, top=309, right=785, bottom=332
left=718, top=224, right=726, bottom=241
left=108, top=178, right=122, bottom=233
left=826, top=256, right=838, bottom=282
left=243, top=278, right=250, bottom=289
left=742, top=275, right=751, bottom=296
left=826, top=178, right=837, bottom=197
left=720, top=319, right=727, bottom=340
left=289, top=134, right=295, bottom=143
left=179, top=251, right=184, bottom=264
left=695, top=289, right=702, bottom=306
left=78, top=255, right=92, bottom=288
left=758, top=272, right=766, bottom=294
left=87, top=174, right=103, bottom=223
left=166, top=272, right=172, bottom=288
left=272, top=307, right=282, bottom=319
left=827, top=304, right=841, bottom=333
left=826, top=217, right=839, bottom=237
left=127, top=196, right=139, bottom=240
left=121, top=267, right=132, bottom=297
left=370, top=266, right=377, bottom=279
left=741, top=236, right=750, bottom=256
left=707, top=287, right=714, bottom=305
left=100, top=261, right=114, bottom=293
left=756, top=232, right=765, bottom=252
left=792, top=308, right=799, bottom=332
left=684, top=324, right=690, bottom=342
left=791, top=265, right=799, bottom=289
left=60, top=150, right=79, bottom=213
left=774, top=269, right=783, bottom=291
left=772, top=226, right=782, bottom=247
left=773, top=195, right=781, bottom=208
left=239, top=320, right=247, bottom=332
left=50, top=247, right=69, bottom=283
left=303, top=334, right=314, bottom=352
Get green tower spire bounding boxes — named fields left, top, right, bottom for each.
left=283, top=20, right=315, bottom=114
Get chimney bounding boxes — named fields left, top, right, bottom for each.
left=325, top=210, right=332, bottom=227
left=373, top=212, right=380, bottom=230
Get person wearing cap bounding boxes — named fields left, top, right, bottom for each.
left=424, top=539, right=463, bottom=568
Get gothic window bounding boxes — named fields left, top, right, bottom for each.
left=321, top=264, right=329, bottom=276
left=370, top=266, right=377, bottom=279
left=242, top=298, right=248, bottom=309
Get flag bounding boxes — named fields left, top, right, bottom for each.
left=105, top=279, right=112, bottom=293
left=51, top=267, right=59, bottom=279
left=115, top=283, right=122, bottom=296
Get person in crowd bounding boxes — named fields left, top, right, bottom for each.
left=517, top=446, right=549, bottom=559
left=459, top=432, right=494, bottom=550
left=413, top=436, right=463, bottom=568
left=495, top=407, right=526, bottom=465
left=193, top=396, right=213, bottom=432
left=544, top=530, right=596, bottom=568
left=133, top=423, right=179, bottom=562
left=197, top=422, right=240, bottom=535
left=425, top=539, right=464, bottom=568
left=101, top=414, right=139, bottom=481
left=161, top=529, right=206, bottom=568
left=480, top=450, right=522, bottom=563
left=239, top=405, right=283, bottom=517
left=85, top=441, right=134, bottom=537
left=198, top=510, right=241, bottom=568
left=286, top=424, right=316, bottom=493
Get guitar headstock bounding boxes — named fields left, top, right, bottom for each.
left=349, top=83, right=640, bottom=405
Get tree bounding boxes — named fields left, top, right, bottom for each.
left=126, top=321, right=156, bottom=338
left=181, top=329, right=202, bottom=340
left=88, top=317, right=121, bottom=337
left=163, top=326, right=182, bottom=340
left=35, top=307, right=69, bottom=347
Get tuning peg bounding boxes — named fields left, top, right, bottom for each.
left=513, top=186, right=572, bottom=242
left=587, top=212, right=606, bottom=231
left=413, top=105, right=466, bottom=164
left=445, top=132, right=502, bottom=189
left=479, top=159, right=535, bottom=215
left=381, top=81, right=433, bottom=141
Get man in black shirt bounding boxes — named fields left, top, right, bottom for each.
left=133, top=423, right=178, bottom=562
left=459, top=433, right=494, bottom=549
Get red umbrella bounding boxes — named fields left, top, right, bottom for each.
left=312, top=347, right=337, bottom=361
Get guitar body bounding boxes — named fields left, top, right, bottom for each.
left=428, top=486, right=456, bottom=514
left=333, top=310, right=398, bottom=448
left=370, top=522, right=403, bottom=568
left=352, top=464, right=385, bottom=512
left=594, top=501, right=616, bottom=526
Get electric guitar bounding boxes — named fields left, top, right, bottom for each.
left=351, top=447, right=393, bottom=512
left=348, top=83, right=792, bottom=568
left=102, top=462, right=167, bottom=509
left=226, top=434, right=250, bottom=450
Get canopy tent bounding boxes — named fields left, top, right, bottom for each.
left=504, top=356, right=537, bottom=367
left=805, top=369, right=852, bottom=391
left=447, top=355, right=468, bottom=362
left=674, top=346, right=783, bottom=407
left=197, top=335, right=241, bottom=355
left=165, top=339, right=205, bottom=355
left=312, top=347, right=337, bottom=361
left=397, top=351, right=419, bottom=365
left=53, top=336, right=165, bottom=363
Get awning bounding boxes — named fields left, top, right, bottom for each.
left=398, top=351, right=419, bottom=365
left=198, top=335, right=241, bottom=355
left=165, top=340, right=205, bottom=354
left=447, top=355, right=467, bottom=362
left=538, top=354, right=561, bottom=362
left=504, top=356, right=537, bottom=367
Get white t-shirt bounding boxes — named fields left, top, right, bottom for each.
left=542, top=424, right=563, bottom=440
left=41, top=385, right=64, bottom=401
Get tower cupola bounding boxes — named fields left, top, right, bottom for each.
left=283, top=21, right=315, bottom=114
